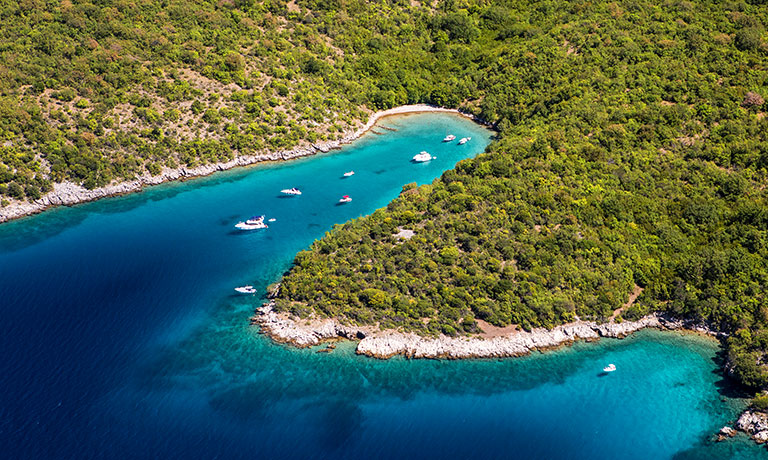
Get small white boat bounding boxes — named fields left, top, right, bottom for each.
left=343, top=171, right=355, bottom=177
left=235, top=285, right=257, bottom=294
left=603, top=364, right=616, bottom=373
left=443, top=134, right=456, bottom=142
left=412, top=151, right=433, bottom=162
left=338, top=195, right=352, bottom=203
left=281, top=188, right=302, bottom=195
left=235, top=215, right=268, bottom=230
left=458, top=137, right=471, bottom=145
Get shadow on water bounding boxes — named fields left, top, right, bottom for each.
left=0, top=168, right=259, bottom=253
left=672, top=434, right=767, bottom=460
left=207, top=382, right=274, bottom=422
left=711, top=347, right=754, bottom=400
left=300, top=399, right=364, bottom=451
left=134, top=299, right=650, bottom=412
left=0, top=207, right=89, bottom=252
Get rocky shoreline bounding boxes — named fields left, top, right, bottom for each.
left=0, top=104, right=482, bottom=223
left=253, top=301, right=768, bottom=449
left=736, top=410, right=768, bottom=446
left=251, top=302, right=719, bottom=359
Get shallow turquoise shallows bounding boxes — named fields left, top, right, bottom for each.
left=0, top=113, right=763, bottom=459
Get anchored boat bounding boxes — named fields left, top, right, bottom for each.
left=412, top=151, right=433, bottom=162
left=235, top=215, right=268, bottom=230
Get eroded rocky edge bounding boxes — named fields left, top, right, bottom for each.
left=0, top=104, right=481, bottom=223
left=252, top=301, right=768, bottom=447
left=251, top=302, right=717, bottom=359
left=736, top=410, right=768, bottom=446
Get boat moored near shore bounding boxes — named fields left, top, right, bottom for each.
left=235, top=215, right=268, bottom=230
left=412, top=151, right=433, bottom=162
left=443, top=134, right=456, bottom=142
left=280, top=187, right=302, bottom=195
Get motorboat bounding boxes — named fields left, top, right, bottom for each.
left=443, top=134, right=456, bottom=142
left=458, top=137, right=471, bottom=145
left=412, top=151, right=433, bottom=162
left=235, top=285, right=257, bottom=294
left=268, top=218, right=276, bottom=222
left=343, top=171, right=355, bottom=177
left=338, top=195, right=352, bottom=203
left=235, top=215, right=268, bottom=230
left=280, top=188, right=302, bottom=195
left=603, top=364, right=616, bottom=372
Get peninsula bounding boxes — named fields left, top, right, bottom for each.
left=3, top=0, right=768, bottom=449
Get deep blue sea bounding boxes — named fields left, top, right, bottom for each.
left=1, top=113, right=765, bottom=459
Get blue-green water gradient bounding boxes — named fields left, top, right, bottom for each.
left=0, top=113, right=763, bottom=458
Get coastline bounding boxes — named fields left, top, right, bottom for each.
left=0, top=104, right=484, bottom=224
left=254, top=302, right=768, bottom=447
left=251, top=302, right=720, bottom=359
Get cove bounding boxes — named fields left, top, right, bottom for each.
left=0, top=113, right=762, bottom=459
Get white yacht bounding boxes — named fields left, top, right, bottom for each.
left=443, top=134, right=456, bottom=142
left=603, top=364, right=616, bottom=372
left=268, top=218, right=276, bottom=222
left=343, top=171, right=355, bottom=177
left=235, top=215, right=268, bottom=230
left=338, top=195, right=352, bottom=203
left=458, top=137, right=471, bottom=145
left=234, top=285, right=257, bottom=294
left=412, top=151, right=433, bottom=162
left=281, top=188, right=302, bottom=195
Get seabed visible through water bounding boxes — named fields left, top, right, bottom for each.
left=1, top=113, right=764, bottom=459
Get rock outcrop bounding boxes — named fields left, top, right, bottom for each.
left=355, top=315, right=666, bottom=359
left=737, top=410, right=768, bottom=444
left=252, top=304, right=704, bottom=359
left=252, top=303, right=370, bottom=348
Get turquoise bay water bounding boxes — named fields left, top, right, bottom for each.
left=0, top=113, right=764, bottom=458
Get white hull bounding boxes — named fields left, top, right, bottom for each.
left=236, top=222, right=268, bottom=230
left=281, top=188, right=302, bottom=195
left=235, top=286, right=257, bottom=294
left=235, top=219, right=268, bottom=230
left=412, top=152, right=433, bottom=162
left=443, top=135, right=456, bottom=142
left=343, top=171, right=355, bottom=177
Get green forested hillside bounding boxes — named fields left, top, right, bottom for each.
left=269, top=0, right=768, bottom=389
left=3, top=0, right=768, bottom=390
